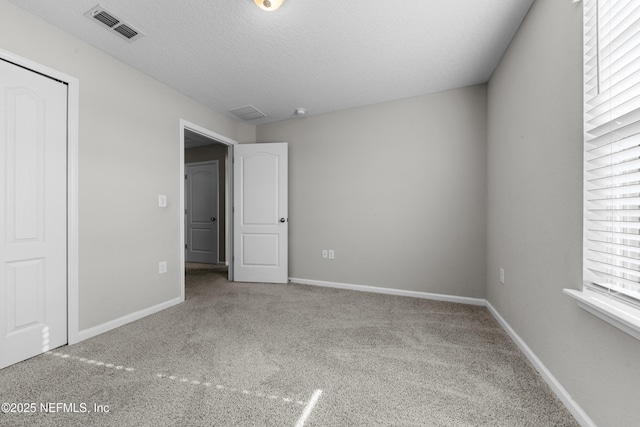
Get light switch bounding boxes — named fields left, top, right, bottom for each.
left=158, top=195, right=167, bottom=207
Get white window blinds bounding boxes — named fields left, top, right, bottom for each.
left=584, top=0, right=640, bottom=301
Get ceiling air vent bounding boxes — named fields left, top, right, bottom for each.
left=93, top=10, right=119, bottom=27
left=84, top=5, right=145, bottom=42
left=230, top=105, right=267, bottom=121
left=113, top=24, right=139, bottom=39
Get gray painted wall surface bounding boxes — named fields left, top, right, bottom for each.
left=0, top=0, right=254, bottom=330
left=486, top=0, right=640, bottom=425
left=257, top=86, right=487, bottom=298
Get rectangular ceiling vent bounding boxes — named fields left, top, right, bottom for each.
left=230, top=105, right=267, bottom=121
left=84, top=5, right=145, bottom=42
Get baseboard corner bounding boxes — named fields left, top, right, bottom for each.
left=485, top=301, right=596, bottom=427
left=77, top=296, right=182, bottom=343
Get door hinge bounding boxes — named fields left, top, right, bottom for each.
left=185, top=174, right=187, bottom=179
left=185, top=244, right=188, bottom=249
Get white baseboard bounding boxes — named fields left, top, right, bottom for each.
left=77, top=297, right=183, bottom=342
left=485, top=302, right=595, bottom=427
left=289, top=277, right=486, bottom=306
left=72, top=275, right=592, bottom=426
left=291, top=277, right=593, bottom=425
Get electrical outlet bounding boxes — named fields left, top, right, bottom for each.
left=159, top=261, right=167, bottom=274
left=328, top=250, right=335, bottom=260
left=322, top=250, right=328, bottom=259
left=499, top=268, right=505, bottom=284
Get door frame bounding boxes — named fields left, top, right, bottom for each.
left=184, top=160, right=220, bottom=264
left=179, top=119, right=237, bottom=300
left=0, top=49, right=80, bottom=345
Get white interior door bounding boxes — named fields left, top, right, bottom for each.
left=0, top=59, right=68, bottom=369
left=185, top=161, right=219, bottom=264
left=233, top=143, right=288, bottom=283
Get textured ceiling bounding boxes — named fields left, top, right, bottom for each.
left=9, top=0, right=535, bottom=125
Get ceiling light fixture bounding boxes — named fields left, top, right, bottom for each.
left=254, top=0, right=285, bottom=12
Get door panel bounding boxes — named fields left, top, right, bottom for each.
left=185, top=162, right=219, bottom=263
left=242, top=153, right=279, bottom=224
left=0, top=59, right=67, bottom=369
left=234, top=143, right=288, bottom=283
left=7, top=260, right=44, bottom=331
left=242, top=234, right=279, bottom=266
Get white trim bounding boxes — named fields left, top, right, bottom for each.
left=486, top=302, right=596, bottom=427
left=289, top=278, right=486, bottom=306
left=179, top=119, right=238, bottom=297
left=66, top=70, right=80, bottom=345
left=563, top=288, right=640, bottom=341
left=183, top=120, right=239, bottom=146
left=77, top=297, right=182, bottom=342
left=0, top=48, right=80, bottom=345
left=179, top=124, right=185, bottom=302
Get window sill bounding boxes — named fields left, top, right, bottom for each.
left=563, top=288, right=640, bottom=341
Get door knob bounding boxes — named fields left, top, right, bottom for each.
left=211, top=217, right=216, bottom=222
left=280, top=218, right=286, bottom=223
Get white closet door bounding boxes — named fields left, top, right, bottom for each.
left=0, top=59, right=67, bottom=369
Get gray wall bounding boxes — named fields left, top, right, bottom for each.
left=486, top=0, right=640, bottom=425
left=185, top=144, right=228, bottom=262
left=257, top=86, right=487, bottom=298
left=0, top=0, right=255, bottom=330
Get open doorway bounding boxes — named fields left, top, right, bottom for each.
left=185, top=152, right=221, bottom=264
left=179, top=120, right=237, bottom=299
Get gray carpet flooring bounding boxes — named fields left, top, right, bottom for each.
left=0, top=264, right=579, bottom=426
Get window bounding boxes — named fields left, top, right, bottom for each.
left=565, top=0, right=640, bottom=340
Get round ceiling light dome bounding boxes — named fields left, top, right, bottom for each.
left=254, top=0, right=285, bottom=12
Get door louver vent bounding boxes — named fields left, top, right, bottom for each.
left=84, top=5, right=145, bottom=42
